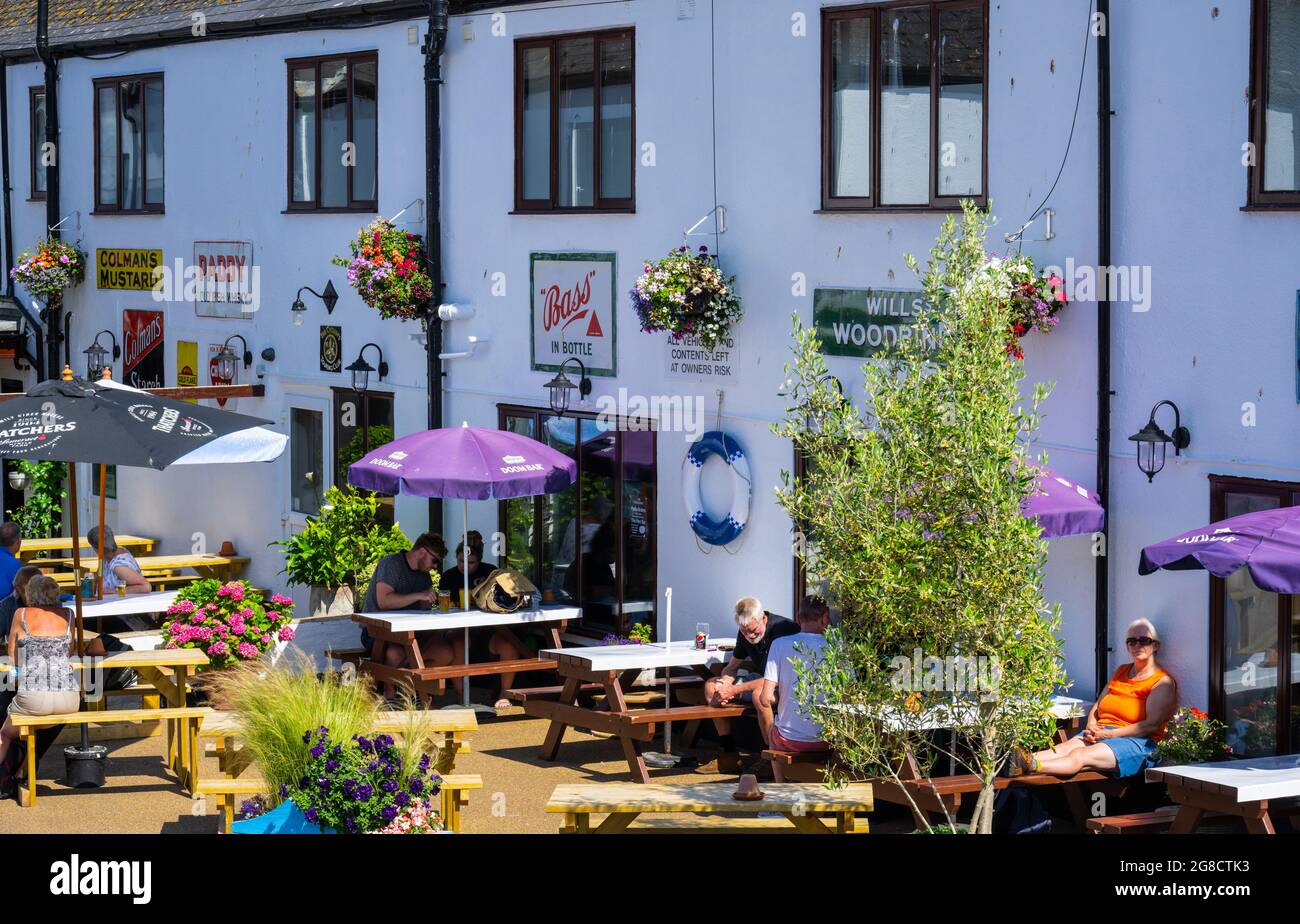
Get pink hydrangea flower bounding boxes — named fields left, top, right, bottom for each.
left=236, top=642, right=259, bottom=660
left=207, top=641, right=229, bottom=657
left=278, top=626, right=296, bottom=642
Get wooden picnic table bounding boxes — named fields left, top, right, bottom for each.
left=1146, top=754, right=1300, bottom=834
left=18, top=534, right=156, bottom=562
left=547, top=782, right=874, bottom=833
left=44, top=553, right=250, bottom=582
left=351, top=605, right=581, bottom=703
left=523, top=640, right=737, bottom=784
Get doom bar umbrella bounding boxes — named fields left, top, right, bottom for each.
left=0, top=370, right=285, bottom=785
left=1139, top=505, right=1300, bottom=594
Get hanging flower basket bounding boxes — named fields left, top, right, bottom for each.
left=631, top=244, right=743, bottom=352
left=986, top=254, right=1068, bottom=359
left=10, top=237, right=86, bottom=307
left=333, top=219, right=433, bottom=321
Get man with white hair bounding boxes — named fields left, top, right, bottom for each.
left=696, top=596, right=799, bottom=772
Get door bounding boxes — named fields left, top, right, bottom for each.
left=1209, top=476, right=1300, bottom=756
left=284, top=394, right=331, bottom=536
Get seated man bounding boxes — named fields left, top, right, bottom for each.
left=698, top=597, right=799, bottom=772
left=758, top=595, right=835, bottom=778
left=86, top=525, right=151, bottom=594
left=359, top=533, right=451, bottom=675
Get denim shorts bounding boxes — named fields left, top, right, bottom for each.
left=1075, top=727, right=1158, bottom=778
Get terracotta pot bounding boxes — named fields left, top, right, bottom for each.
left=308, top=584, right=356, bottom=618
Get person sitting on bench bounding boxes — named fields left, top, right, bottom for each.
left=758, top=595, right=834, bottom=755
left=698, top=596, right=799, bottom=772
left=359, top=533, right=451, bottom=675
left=1008, top=618, right=1176, bottom=779
left=87, top=525, right=152, bottom=594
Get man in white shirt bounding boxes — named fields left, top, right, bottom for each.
left=758, top=595, right=833, bottom=755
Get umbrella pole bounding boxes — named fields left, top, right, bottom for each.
left=96, top=465, right=107, bottom=599
left=68, top=463, right=88, bottom=749
left=463, top=498, right=470, bottom=708
left=664, top=586, right=672, bottom=755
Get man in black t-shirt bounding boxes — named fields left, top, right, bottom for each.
left=359, top=532, right=447, bottom=670
left=696, top=597, right=800, bottom=772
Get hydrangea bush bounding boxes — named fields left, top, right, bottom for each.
left=291, top=726, right=443, bottom=834
left=630, top=244, right=742, bottom=352
left=10, top=237, right=87, bottom=305
left=162, top=579, right=295, bottom=668
left=332, top=219, right=432, bottom=321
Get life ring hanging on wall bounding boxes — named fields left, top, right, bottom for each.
left=683, top=430, right=751, bottom=547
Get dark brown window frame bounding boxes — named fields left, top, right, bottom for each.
left=1247, top=0, right=1300, bottom=209
left=285, top=51, right=379, bottom=213
left=1207, top=473, right=1297, bottom=756
left=513, top=28, right=636, bottom=214
left=496, top=403, right=656, bottom=639
left=29, top=86, right=46, bottom=201
left=820, top=0, right=988, bottom=212
left=93, top=72, right=165, bottom=214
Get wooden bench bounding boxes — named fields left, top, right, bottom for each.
left=763, top=748, right=845, bottom=783
left=625, top=704, right=749, bottom=728
left=196, top=773, right=484, bottom=833
left=1086, top=806, right=1179, bottom=834
left=9, top=705, right=212, bottom=807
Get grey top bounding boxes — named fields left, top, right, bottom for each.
left=361, top=552, right=432, bottom=612
left=16, top=609, right=77, bottom=693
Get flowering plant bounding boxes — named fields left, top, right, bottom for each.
left=290, top=726, right=443, bottom=834
left=1156, top=706, right=1233, bottom=766
left=10, top=237, right=87, bottom=305
left=333, top=219, right=432, bottom=321
left=162, top=579, right=296, bottom=669
left=631, top=244, right=742, bottom=351
left=601, top=622, right=652, bottom=646
left=978, top=254, right=1068, bottom=359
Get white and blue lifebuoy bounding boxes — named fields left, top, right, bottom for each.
left=683, top=430, right=751, bottom=546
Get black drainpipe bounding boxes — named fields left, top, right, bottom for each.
left=37, top=0, right=62, bottom=379
left=0, top=54, right=46, bottom=380
left=1094, top=0, right=1114, bottom=696
left=424, top=1, right=448, bottom=534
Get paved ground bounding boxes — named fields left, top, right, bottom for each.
left=2, top=705, right=891, bottom=834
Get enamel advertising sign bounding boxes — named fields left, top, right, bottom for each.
left=530, top=252, right=616, bottom=377
left=122, top=309, right=165, bottom=389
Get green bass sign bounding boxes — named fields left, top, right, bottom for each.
left=813, top=287, right=933, bottom=358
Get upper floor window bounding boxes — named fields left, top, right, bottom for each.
left=515, top=29, right=635, bottom=212
left=287, top=52, right=378, bottom=211
left=94, top=73, right=164, bottom=213
left=1250, top=0, right=1300, bottom=207
left=821, top=1, right=986, bottom=211
left=30, top=87, right=46, bottom=200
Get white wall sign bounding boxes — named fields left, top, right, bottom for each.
left=530, top=252, right=617, bottom=377
left=194, top=240, right=254, bottom=319
left=664, top=333, right=737, bottom=385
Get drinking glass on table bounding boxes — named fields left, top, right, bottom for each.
left=438, top=590, right=451, bottom=613
left=695, top=622, right=710, bottom=650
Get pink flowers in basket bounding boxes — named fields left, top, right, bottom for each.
left=374, top=798, right=443, bottom=835
left=161, top=579, right=296, bottom=668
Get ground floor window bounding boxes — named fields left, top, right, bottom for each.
left=332, top=388, right=393, bottom=522
left=791, top=448, right=837, bottom=621
left=290, top=406, right=324, bottom=517
left=497, top=405, right=655, bottom=639
left=1209, top=475, right=1300, bottom=756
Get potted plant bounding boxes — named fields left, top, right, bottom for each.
left=630, top=244, right=743, bottom=352
left=271, top=485, right=410, bottom=617
left=332, top=219, right=432, bottom=321
left=975, top=254, right=1068, bottom=360
left=162, top=579, right=295, bottom=671
left=9, top=236, right=87, bottom=313
left=1156, top=706, right=1233, bottom=766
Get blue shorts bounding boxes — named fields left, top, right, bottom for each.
left=1074, top=727, right=1158, bottom=778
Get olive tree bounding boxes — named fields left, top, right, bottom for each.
left=774, top=203, right=1065, bottom=833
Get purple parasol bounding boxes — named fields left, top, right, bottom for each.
left=348, top=425, right=577, bottom=499
left=1138, top=505, right=1300, bottom=593
left=1023, top=467, right=1105, bottom=538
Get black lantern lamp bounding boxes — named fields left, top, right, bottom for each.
left=292, top=280, right=339, bottom=327
left=545, top=358, right=592, bottom=417
left=215, top=334, right=253, bottom=385
left=1128, top=400, right=1191, bottom=483
left=346, top=342, right=388, bottom=395
left=83, top=330, right=120, bottom=381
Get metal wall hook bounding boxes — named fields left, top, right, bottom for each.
left=1004, top=208, right=1056, bottom=244
left=49, top=210, right=81, bottom=235
left=388, top=198, right=426, bottom=224
left=684, top=204, right=726, bottom=238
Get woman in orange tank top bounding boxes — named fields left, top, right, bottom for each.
left=1009, top=618, right=1177, bottom=779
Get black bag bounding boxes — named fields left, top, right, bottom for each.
left=96, top=634, right=140, bottom=691
left=992, top=787, right=1052, bottom=834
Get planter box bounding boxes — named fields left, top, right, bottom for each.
left=308, top=584, right=356, bottom=618
left=231, top=800, right=335, bottom=834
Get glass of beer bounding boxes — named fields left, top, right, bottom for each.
left=116, top=582, right=127, bottom=597
left=438, top=590, right=450, bottom=613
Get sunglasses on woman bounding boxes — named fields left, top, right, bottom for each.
left=1125, top=636, right=1156, bottom=648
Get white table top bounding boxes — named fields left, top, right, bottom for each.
left=353, top=605, right=581, bottom=633
left=543, top=640, right=734, bottom=672
left=74, top=590, right=180, bottom=619
left=823, top=695, right=1088, bottom=732
left=1146, top=754, right=1300, bottom=803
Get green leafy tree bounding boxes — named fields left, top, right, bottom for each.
left=5, top=460, right=66, bottom=539
left=271, top=485, right=410, bottom=592
left=773, top=203, right=1065, bottom=833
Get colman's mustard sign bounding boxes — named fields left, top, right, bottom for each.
left=96, top=248, right=163, bottom=290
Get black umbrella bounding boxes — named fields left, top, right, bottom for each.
left=0, top=371, right=285, bottom=785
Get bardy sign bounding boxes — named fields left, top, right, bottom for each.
left=97, top=248, right=163, bottom=290
left=530, top=252, right=616, bottom=377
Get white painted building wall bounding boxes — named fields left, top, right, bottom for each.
left=3, top=0, right=1297, bottom=711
